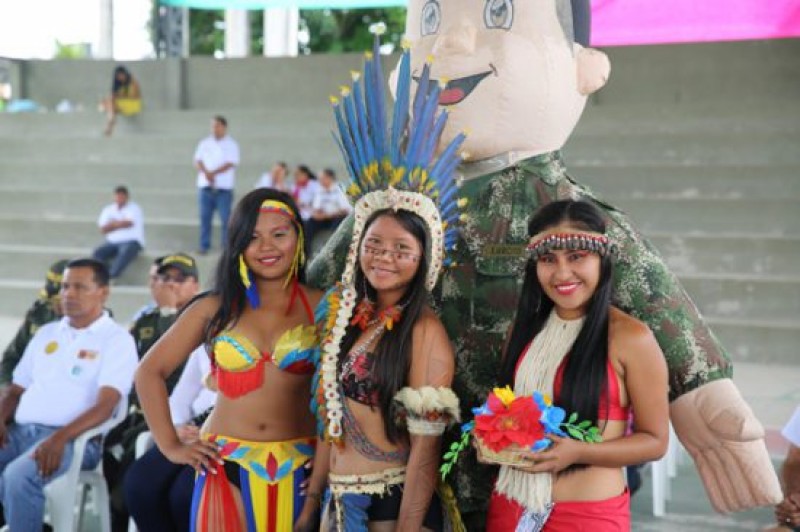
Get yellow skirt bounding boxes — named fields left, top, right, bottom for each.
left=115, top=98, right=141, bottom=116
left=191, top=433, right=315, bottom=532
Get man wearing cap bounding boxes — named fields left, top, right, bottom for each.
left=105, top=252, right=199, bottom=530
left=0, top=258, right=137, bottom=531
left=129, top=253, right=200, bottom=379
left=0, top=259, right=68, bottom=387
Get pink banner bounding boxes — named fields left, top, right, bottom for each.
left=591, top=0, right=800, bottom=46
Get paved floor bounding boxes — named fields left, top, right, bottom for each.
left=0, top=315, right=796, bottom=530
left=631, top=456, right=778, bottom=530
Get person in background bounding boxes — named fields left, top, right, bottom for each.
left=307, top=168, right=351, bottom=247
left=291, top=164, right=320, bottom=224
left=193, top=115, right=240, bottom=255
left=254, top=160, right=290, bottom=193
left=105, top=253, right=200, bottom=531
left=124, top=347, right=216, bottom=532
left=128, top=256, right=166, bottom=325
left=0, top=258, right=138, bottom=532
left=0, top=259, right=68, bottom=387
left=92, top=185, right=145, bottom=281
left=766, top=406, right=800, bottom=531
left=292, top=165, right=320, bottom=259
left=103, top=65, right=141, bottom=137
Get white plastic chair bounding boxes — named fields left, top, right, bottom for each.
left=43, top=395, right=129, bottom=532
left=127, top=431, right=154, bottom=532
left=651, top=423, right=682, bottom=516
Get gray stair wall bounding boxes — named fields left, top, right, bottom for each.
left=10, top=39, right=799, bottom=111
left=1, top=39, right=798, bottom=365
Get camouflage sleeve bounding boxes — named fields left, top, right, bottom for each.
left=0, top=301, right=58, bottom=386
left=130, top=310, right=178, bottom=359
left=571, top=176, right=732, bottom=400
left=307, top=213, right=354, bottom=291
left=0, top=311, right=36, bottom=385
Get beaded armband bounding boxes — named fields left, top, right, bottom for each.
left=393, top=386, right=460, bottom=436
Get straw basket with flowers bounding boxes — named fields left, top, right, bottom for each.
left=440, top=386, right=602, bottom=479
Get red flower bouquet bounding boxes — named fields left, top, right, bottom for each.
left=474, top=394, right=545, bottom=453
left=440, top=386, right=602, bottom=478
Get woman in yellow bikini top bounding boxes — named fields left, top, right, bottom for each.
left=135, top=188, right=324, bottom=532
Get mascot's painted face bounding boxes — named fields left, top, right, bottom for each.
left=397, top=0, right=609, bottom=161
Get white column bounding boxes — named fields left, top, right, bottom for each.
left=182, top=7, right=191, bottom=57
left=263, top=8, right=299, bottom=57
left=224, top=9, right=250, bottom=58
left=98, top=0, right=114, bottom=59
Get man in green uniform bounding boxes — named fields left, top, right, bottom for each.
left=310, top=1, right=781, bottom=526
left=0, top=259, right=68, bottom=387
left=129, top=253, right=200, bottom=371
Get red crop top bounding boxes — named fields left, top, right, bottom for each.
left=515, top=348, right=630, bottom=422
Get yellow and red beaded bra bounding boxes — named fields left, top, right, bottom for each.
left=211, top=199, right=316, bottom=399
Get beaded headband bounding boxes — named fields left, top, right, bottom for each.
left=527, top=230, right=618, bottom=260
left=238, top=199, right=305, bottom=308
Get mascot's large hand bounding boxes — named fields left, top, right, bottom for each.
left=671, top=380, right=782, bottom=512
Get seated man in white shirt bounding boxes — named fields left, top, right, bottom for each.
left=0, top=258, right=138, bottom=531
left=307, top=168, right=352, bottom=250
left=92, top=185, right=146, bottom=280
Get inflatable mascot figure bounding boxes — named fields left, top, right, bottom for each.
left=309, top=0, right=782, bottom=527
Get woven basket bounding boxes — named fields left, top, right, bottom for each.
left=475, top=437, right=530, bottom=467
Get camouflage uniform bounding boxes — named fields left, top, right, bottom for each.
left=308, top=150, right=731, bottom=519
left=129, top=308, right=184, bottom=393
left=0, top=298, right=61, bottom=386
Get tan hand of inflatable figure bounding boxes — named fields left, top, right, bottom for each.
left=576, top=46, right=611, bottom=96
left=670, top=379, right=783, bottom=513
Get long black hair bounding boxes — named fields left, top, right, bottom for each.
left=337, top=209, right=431, bottom=444
left=112, top=66, right=132, bottom=93
left=201, top=188, right=306, bottom=344
left=500, top=200, right=615, bottom=428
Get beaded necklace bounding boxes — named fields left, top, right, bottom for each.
left=339, top=322, right=385, bottom=377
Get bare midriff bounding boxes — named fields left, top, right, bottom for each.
left=552, top=419, right=628, bottom=501
left=329, top=398, right=408, bottom=475
left=204, top=362, right=315, bottom=441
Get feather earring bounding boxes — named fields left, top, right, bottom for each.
left=238, top=254, right=260, bottom=308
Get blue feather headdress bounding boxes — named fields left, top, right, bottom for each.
left=331, top=38, right=467, bottom=291
left=315, top=38, right=468, bottom=443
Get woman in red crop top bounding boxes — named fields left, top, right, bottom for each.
left=135, top=188, right=323, bottom=531
left=485, top=200, right=669, bottom=531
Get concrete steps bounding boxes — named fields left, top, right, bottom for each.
left=1, top=51, right=798, bottom=365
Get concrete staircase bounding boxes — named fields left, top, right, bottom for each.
left=0, top=46, right=798, bottom=365
left=566, top=100, right=800, bottom=365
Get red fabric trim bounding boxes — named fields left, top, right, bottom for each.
left=196, top=462, right=243, bottom=532
left=214, top=358, right=266, bottom=399
left=266, top=483, right=278, bottom=532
